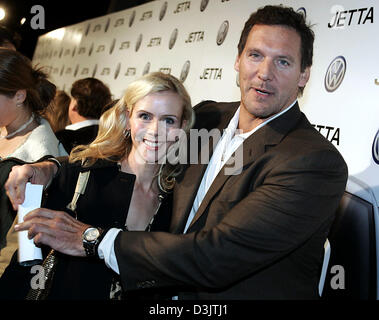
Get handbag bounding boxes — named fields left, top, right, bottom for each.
left=26, top=169, right=90, bottom=300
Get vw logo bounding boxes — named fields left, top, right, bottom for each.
left=88, top=42, right=94, bottom=56
left=92, top=64, right=98, bottom=77
left=169, top=28, right=178, bottom=50
left=73, top=64, right=79, bottom=77
left=373, top=130, right=379, bottom=165
left=217, top=21, right=229, bottom=46
left=104, top=18, right=110, bottom=32
left=325, top=56, right=346, bottom=92
left=159, top=1, right=168, bottom=21
left=135, top=34, right=143, bottom=52
left=114, top=63, right=121, bottom=79
left=180, top=60, right=190, bottom=83
left=297, top=7, right=307, bottom=19
left=109, top=38, right=116, bottom=54
left=200, top=0, right=209, bottom=12
left=129, top=10, right=136, bottom=27
left=143, top=62, right=150, bottom=75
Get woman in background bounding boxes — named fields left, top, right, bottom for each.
left=0, top=48, right=67, bottom=161
left=0, top=48, right=67, bottom=272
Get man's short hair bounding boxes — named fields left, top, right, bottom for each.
left=70, top=78, right=112, bottom=119
left=237, top=5, right=314, bottom=72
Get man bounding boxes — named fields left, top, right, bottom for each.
left=7, top=5, right=347, bottom=299
left=56, top=77, right=112, bottom=153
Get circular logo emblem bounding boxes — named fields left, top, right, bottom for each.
left=325, top=56, right=346, bottom=92
left=110, top=38, right=116, bottom=54
left=129, top=10, right=136, bottom=27
left=373, top=130, right=379, bottom=165
left=114, top=63, right=121, bottom=79
left=143, top=62, right=150, bottom=75
left=73, top=64, right=79, bottom=77
left=88, top=43, right=94, bottom=56
left=180, top=60, right=191, bottom=83
left=92, top=64, right=98, bottom=77
left=85, top=23, right=91, bottom=37
left=135, top=34, right=143, bottom=52
left=217, top=20, right=229, bottom=46
left=159, top=1, right=168, bottom=21
left=297, top=7, right=307, bottom=19
left=169, top=28, right=178, bottom=50
left=200, top=0, right=209, bottom=12
left=104, top=18, right=110, bottom=32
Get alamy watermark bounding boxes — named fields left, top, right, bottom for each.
left=134, top=126, right=244, bottom=176
left=30, top=5, right=45, bottom=30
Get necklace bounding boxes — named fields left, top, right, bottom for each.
left=0, top=113, right=35, bottom=139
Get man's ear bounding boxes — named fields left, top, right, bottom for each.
left=298, top=67, right=311, bottom=88
left=234, top=54, right=241, bottom=72
left=69, top=98, right=78, bottom=111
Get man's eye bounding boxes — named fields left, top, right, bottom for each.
left=278, top=59, right=290, bottom=67
left=250, top=52, right=260, bottom=59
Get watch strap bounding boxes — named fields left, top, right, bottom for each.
left=83, top=227, right=109, bottom=258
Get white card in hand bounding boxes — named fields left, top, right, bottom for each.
left=17, top=182, right=44, bottom=266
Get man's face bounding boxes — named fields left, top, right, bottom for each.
left=235, top=24, right=310, bottom=128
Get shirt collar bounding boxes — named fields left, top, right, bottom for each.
left=65, top=119, right=99, bottom=131
left=227, top=99, right=298, bottom=140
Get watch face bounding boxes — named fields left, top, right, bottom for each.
left=84, top=228, right=100, bottom=242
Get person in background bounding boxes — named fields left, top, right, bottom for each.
left=0, top=48, right=67, bottom=274
left=0, top=26, right=21, bottom=50
left=43, top=90, right=71, bottom=133
left=55, top=78, right=112, bottom=153
left=0, top=72, right=194, bottom=300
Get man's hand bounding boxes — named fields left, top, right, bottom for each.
left=14, top=208, right=89, bottom=257
left=5, top=161, right=58, bottom=210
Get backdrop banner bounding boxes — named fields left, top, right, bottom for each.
left=32, top=0, right=379, bottom=206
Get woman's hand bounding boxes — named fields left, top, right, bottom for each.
left=15, top=208, right=89, bottom=257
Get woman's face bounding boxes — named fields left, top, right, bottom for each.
left=128, top=90, right=185, bottom=164
left=0, top=93, right=18, bottom=127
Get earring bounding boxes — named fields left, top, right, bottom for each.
left=16, top=102, right=23, bottom=107
left=123, top=129, right=130, bottom=139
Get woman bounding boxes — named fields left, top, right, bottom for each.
left=0, top=48, right=67, bottom=266
left=0, top=72, right=194, bottom=300
left=0, top=48, right=67, bottom=161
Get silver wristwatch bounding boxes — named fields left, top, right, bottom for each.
left=82, top=227, right=104, bottom=257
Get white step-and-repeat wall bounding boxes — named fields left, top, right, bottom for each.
left=32, top=0, right=378, bottom=206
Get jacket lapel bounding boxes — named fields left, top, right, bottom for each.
left=186, top=102, right=302, bottom=231
left=170, top=102, right=239, bottom=233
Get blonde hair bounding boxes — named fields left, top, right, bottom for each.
left=69, top=72, right=195, bottom=193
